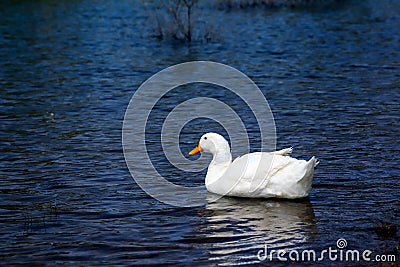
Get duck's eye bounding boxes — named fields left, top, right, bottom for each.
left=204, top=137, right=207, bottom=140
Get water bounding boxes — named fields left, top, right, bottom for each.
left=1, top=0, right=399, bottom=265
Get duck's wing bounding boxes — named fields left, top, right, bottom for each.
left=265, top=156, right=317, bottom=198
left=223, top=152, right=292, bottom=194
left=231, top=153, right=290, bottom=181
left=271, top=147, right=293, bottom=156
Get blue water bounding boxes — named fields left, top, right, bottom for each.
left=0, top=0, right=399, bottom=265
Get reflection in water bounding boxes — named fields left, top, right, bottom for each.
left=203, top=195, right=316, bottom=265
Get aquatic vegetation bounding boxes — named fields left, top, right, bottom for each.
left=144, top=0, right=346, bottom=42
left=144, top=0, right=200, bottom=42
left=373, top=221, right=398, bottom=238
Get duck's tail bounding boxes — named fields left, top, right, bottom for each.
left=294, top=156, right=318, bottom=197
left=305, top=156, right=317, bottom=177
left=312, top=156, right=320, bottom=167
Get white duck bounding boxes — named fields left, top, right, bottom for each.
left=189, top=133, right=318, bottom=199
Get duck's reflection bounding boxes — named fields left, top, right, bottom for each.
left=202, top=195, right=316, bottom=265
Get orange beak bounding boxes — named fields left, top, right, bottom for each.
left=189, top=143, right=203, bottom=155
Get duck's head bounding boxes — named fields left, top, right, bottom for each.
left=189, top=132, right=230, bottom=156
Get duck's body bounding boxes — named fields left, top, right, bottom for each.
left=189, top=133, right=318, bottom=199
